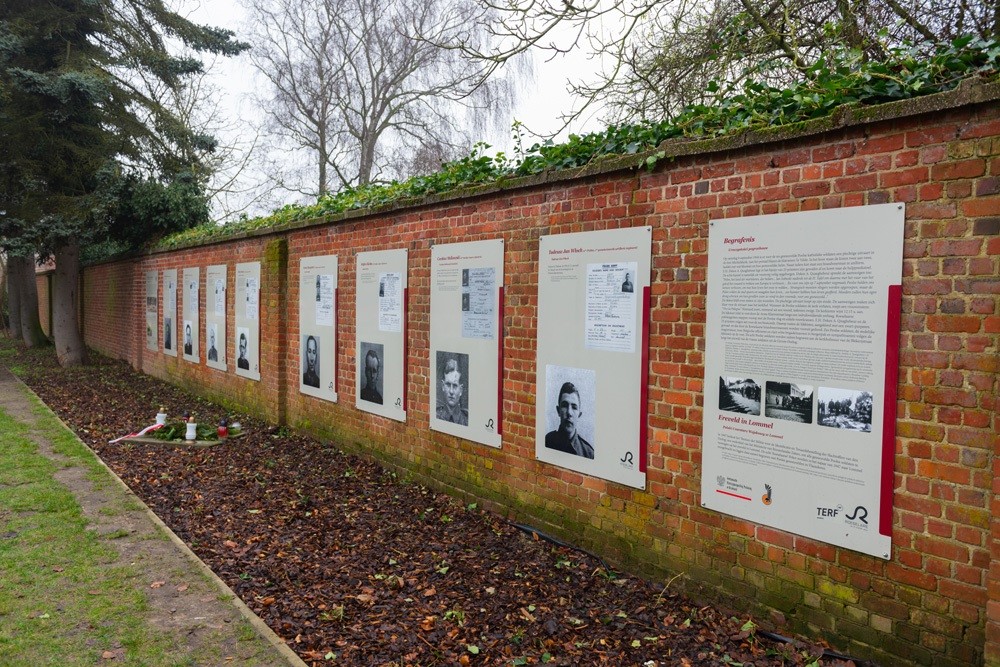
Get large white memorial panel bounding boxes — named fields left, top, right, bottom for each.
left=299, top=255, right=339, bottom=402
left=536, top=227, right=652, bottom=489
left=162, top=269, right=177, bottom=357
left=355, top=249, right=407, bottom=421
left=182, top=267, right=200, bottom=363
left=701, top=203, right=903, bottom=559
left=234, top=262, right=261, bottom=381
left=430, top=239, right=504, bottom=446
left=205, top=265, right=227, bottom=371
left=145, top=271, right=158, bottom=352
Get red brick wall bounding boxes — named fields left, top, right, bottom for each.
left=80, top=261, right=139, bottom=365
left=82, top=87, right=1000, bottom=666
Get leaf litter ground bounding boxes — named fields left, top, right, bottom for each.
left=5, top=344, right=857, bottom=667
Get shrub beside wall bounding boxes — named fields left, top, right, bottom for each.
left=79, top=82, right=1000, bottom=666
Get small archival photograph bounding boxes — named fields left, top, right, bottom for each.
left=818, top=387, right=873, bottom=432
left=718, top=377, right=761, bottom=415
left=764, top=381, right=814, bottom=424
left=302, top=334, right=321, bottom=388
left=435, top=351, right=469, bottom=426
left=206, top=323, right=220, bottom=362
left=358, top=341, right=384, bottom=405
left=236, top=326, right=251, bottom=370
left=543, top=365, right=597, bottom=460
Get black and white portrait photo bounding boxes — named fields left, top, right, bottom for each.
left=207, top=323, right=219, bottom=362
left=765, top=381, right=813, bottom=423
left=164, top=317, right=173, bottom=351
left=435, top=351, right=469, bottom=426
left=818, top=387, right=873, bottom=432
left=359, top=341, right=384, bottom=405
left=718, top=377, right=761, bottom=415
left=543, top=365, right=596, bottom=459
left=302, top=334, right=321, bottom=388
left=621, top=272, right=634, bottom=293
left=183, top=320, right=193, bottom=356
left=237, top=327, right=251, bottom=371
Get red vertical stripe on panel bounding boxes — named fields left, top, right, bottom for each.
left=403, top=287, right=409, bottom=410
left=880, top=284, right=902, bottom=537
left=334, top=287, right=339, bottom=392
left=497, top=286, right=505, bottom=436
left=639, top=285, right=651, bottom=473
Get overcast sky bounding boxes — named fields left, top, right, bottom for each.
left=185, top=0, right=603, bottom=143
left=179, top=0, right=605, bottom=218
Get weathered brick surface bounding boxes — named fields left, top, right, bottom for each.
left=79, top=94, right=1000, bottom=666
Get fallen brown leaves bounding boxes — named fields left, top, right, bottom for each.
left=9, top=347, right=846, bottom=667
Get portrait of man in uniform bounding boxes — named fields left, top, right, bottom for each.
left=544, top=379, right=595, bottom=459
left=359, top=342, right=383, bottom=405
left=237, top=330, right=250, bottom=370
left=435, top=352, right=469, bottom=426
left=207, top=324, right=219, bottom=362
left=302, top=334, right=320, bottom=388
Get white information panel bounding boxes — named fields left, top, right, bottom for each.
left=701, top=203, right=903, bottom=559
left=182, top=267, right=199, bottom=363
left=205, top=264, right=227, bottom=371
left=536, top=227, right=652, bottom=489
left=355, top=249, right=407, bottom=422
left=430, top=239, right=504, bottom=447
left=162, top=269, right=177, bottom=357
left=299, top=254, right=338, bottom=402
left=234, top=262, right=261, bottom=381
left=145, top=271, right=157, bottom=352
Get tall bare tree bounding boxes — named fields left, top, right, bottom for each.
left=451, top=0, right=997, bottom=125
left=242, top=0, right=516, bottom=198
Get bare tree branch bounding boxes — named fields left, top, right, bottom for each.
left=446, top=0, right=994, bottom=126
left=242, top=0, right=517, bottom=198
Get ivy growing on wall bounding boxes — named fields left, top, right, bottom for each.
left=156, top=36, right=999, bottom=250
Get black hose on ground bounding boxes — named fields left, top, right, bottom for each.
left=506, top=521, right=613, bottom=574
left=757, top=629, right=877, bottom=666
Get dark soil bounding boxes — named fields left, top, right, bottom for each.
left=3, top=342, right=857, bottom=667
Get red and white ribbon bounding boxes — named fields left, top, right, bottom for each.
left=109, top=422, right=165, bottom=444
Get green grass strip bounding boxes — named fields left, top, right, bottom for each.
left=0, top=403, right=192, bottom=665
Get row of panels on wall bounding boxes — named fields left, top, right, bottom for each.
left=143, top=203, right=905, bottom=559
left=145, top=227, right=653, bottom=491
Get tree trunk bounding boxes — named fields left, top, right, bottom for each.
left=53, top=243, right=86, bottom=366
left=5, top=255, right=23, bottom=340
left=358, top=138, right=375, bottom=186
left=318, top=127, right=329, bottom=197
left=11, top=254, right=46, bottom=346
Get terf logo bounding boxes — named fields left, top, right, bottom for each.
left=761, top=484, right=772, bottom=505
left=817, top=505, right=842, bottom=518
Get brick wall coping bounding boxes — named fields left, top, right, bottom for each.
left=84, top=76, right=1000, bottom=267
